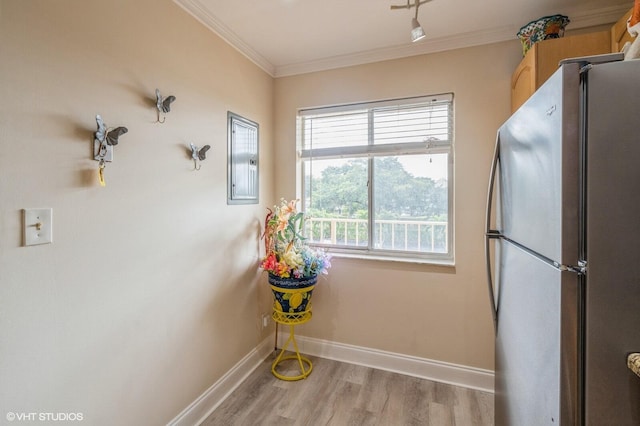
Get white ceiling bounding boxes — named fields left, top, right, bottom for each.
left=174, top=0, right=632, bottom=77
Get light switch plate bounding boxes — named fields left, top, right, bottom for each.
left=23, top=208, right=53, bottom=246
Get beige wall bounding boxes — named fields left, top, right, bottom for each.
left=0, top=0, right=274, bottom=424
left=0, top=0, right=535, bottom=422
left=274, top=41, right=523, bottom=370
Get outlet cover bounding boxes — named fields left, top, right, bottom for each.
left=94, top=140, right=113, bottom=162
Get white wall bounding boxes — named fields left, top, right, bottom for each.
left=0, top=1, right=274, bottom=424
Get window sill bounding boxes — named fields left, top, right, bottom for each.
left=325, top=249, right=455, bottom=268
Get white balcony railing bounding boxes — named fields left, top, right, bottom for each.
left=305, top=217, right=448, bottom=253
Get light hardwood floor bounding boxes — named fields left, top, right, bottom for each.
left=201, top=353, right=494, bottom=426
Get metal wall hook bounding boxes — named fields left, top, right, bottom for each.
left=190, top=143, right=211, bottom=171
left=93, top=115, right=127, bottom=187
left=93, top=114, right=128, bottom=162
left=155, top=110, right=166, bottom=124
left=155, top=89, right=176, bottom=124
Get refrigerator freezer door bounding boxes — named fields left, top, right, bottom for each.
left=498, top=63, right=581, bottom=267
left=584, top=59, right=640, bottom=425
left=495, top=240, right=580, bottom=426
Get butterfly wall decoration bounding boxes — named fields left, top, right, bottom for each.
left=94, top=114, right=128, bottom=187
left=190, top=143, right=211, bottom=170
left=94, top=114, right=128, bottom=161
left=155, top=89, right=176, bottom=123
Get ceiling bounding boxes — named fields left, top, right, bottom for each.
left=174, top=0, right=631, bottom=77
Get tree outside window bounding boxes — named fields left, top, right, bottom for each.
left=299, top=94, right=453, bottom=262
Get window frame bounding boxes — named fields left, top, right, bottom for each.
left=297, top=94, right=455, bottom=265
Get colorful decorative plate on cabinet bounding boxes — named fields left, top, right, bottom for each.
left=517, top=14, right=570, bottom=56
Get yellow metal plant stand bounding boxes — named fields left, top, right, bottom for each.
left=271, top=309, right=313, bottom=381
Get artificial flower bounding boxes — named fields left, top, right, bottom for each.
left=260, top=199, right=332, bottom=279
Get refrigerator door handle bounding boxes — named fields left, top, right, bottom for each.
left=485, top=132, right=500, bottom=333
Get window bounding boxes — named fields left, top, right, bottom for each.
left=298, top=94, right=453, bottom=263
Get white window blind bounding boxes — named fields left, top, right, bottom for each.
left=300, top=94, right=453, bottom=159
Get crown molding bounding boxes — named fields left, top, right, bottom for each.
left=174, top=1, right=631, bottom=78
left=173, top=0, right=276, bottom=76
left=567, top=4, right=631, bottom=29
left=274, top=25, right=517, bottom=77
left=275, top=4, right=631, bottom=77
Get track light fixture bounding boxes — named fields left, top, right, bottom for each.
left=390, top=0, right=432, bottom=42
left=411, top=17, right=426, bottom=42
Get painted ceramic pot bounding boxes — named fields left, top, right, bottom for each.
left=268, top=273, right=317, bottom=313
left=517, top=14, right=570, bottom=56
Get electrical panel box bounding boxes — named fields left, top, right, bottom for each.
left=227, top=112, right=259, bottom=205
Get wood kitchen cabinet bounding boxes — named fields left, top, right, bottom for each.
left=611, top=7, right=635, bottom=53
left=511, top=30, right=611, bottom=112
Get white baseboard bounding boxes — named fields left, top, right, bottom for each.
left=166, top=336, right=274, bottom=426
left=278, top=332, right=495, bottom=393
left=168, top=333, right=494, bottom=425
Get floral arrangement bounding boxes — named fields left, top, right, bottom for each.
left=260, top=199, right=331, bottom=279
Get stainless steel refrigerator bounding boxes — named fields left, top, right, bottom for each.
left=485, top=56, right=640, bottom=425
